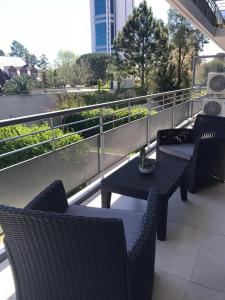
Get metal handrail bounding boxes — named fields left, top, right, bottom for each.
left=192, top=0, right=225, bottom=25
left=0, top=87, right=205, bottom=165
left=0, top=87, right=196, bottom=127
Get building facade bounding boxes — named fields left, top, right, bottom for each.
left=90, top=0, right=134, bottom=54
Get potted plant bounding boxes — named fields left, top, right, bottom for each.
left=139, top=147, right=158, bottom=174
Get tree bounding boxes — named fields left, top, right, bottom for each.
left=37, top=54, right=49, bottom=70
left=168, top=9, right=208, bottom=88
left=73, top=61, right=93, bottom=86
left=151, top=20, right=176, bottom=92
left=113, top=1, right=172, bottom=92
left=26, top=54, right=38, bottom=66
left=10, top=40, right=29, bottom=61
left=55, top=50, right=92, bottom=87
left=78, top=53, right=111, bottom=84
left=0, top=49, right=5, bottom=56
left=55, top=50, right=77, bottom=66
left=3, top=75, right=35, bottom=95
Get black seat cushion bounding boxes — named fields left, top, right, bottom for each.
left=159, top=143, right=195, bottom=160
left=65, top=205, right=144, bottom=252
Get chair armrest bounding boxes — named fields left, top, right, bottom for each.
left=190, top=137, right=225, bottom=187
left=157, top=128, right=193, bottom=146
left=128, top=189, right=157, bottom=260
left=25, top=180, right=68, bottom=213
left=193, top=136, right=225, bottom=158
left=127, top=189, right=158, bottom=300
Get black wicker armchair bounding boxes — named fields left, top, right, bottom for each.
left=157, top=114, right=225, bottom=193
left=0, top=180, right=157, bottom=300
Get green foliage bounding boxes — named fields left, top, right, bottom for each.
left=55, top=50, right=93, bottom=87
left=197, top=57, right=225, bottom=85
left=10, top=40, right=28, bottom=61
left=56, top=89, right=142, bottom=109
left=113, top=1, right=172, bottom=93
left=0, top=49, right=5, bottom=56
left=3, top=75, right=35, bottom=95
left=9, top=40, right=49, bottom=69
left=40, top=69, right=63, bottom=88
left=58, top=96, right=156, bottom=138
left=63, top=106, right=151, bottom=137
left=0, top=123, right=82, bottom=169
left=78, top=53, right=111, bottom=85
left=37, top=54, right=49, bottom=70
left=26, top=54, right=38, bottom=66
left=56, top=50, right=78, bottom=66
left=168, top=9, right=209, bottom=88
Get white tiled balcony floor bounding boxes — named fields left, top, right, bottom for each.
left=1, top=174, right=225, bottom=299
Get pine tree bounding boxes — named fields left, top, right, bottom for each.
left=113, top=1, right=172, bottom=92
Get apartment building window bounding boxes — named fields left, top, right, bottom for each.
left=95, top=0, right=106, bottom=15
left=95, top=23, right=107, bottom=46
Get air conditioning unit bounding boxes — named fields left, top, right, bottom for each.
left=207, top=73, right=225, bottom=95
left=203, top=98, right=225, bottom=117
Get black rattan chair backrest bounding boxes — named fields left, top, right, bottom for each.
left=0, top=206, right=128, bottom=300
left=193, top=114, right=225, bottom=140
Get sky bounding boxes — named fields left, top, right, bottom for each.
left=0, top=0, right=224, bottom=63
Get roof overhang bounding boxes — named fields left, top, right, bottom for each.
left=166, top=0, right=225, bottom=51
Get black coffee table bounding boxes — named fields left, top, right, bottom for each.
left=101, top=157, right=188, bottom=241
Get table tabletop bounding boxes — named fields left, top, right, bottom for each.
left=101, top=157, right=188, bottom=200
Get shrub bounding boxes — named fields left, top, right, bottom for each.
left=0, top=123, right=82, bottom=169
left=3, top=75, right=35, bottom=95
left=62, top=106, right=154, bottom=138
left=56, top=89, right=144, bottom=109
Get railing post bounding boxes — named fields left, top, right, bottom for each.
left=99, top=108, right=105, bottom=179
left=163, top=94, right=165, bottom=110
left=182, top=91, right=184, bottom=103
left=172, top=91, right=176, bottom=128
left=128, top=101, right=131, bottom=123
left=147, top=97, right=151, bottom=145
left=190, top=89, right=193, bottom=118
left=50, top=117, right=56, bottom=151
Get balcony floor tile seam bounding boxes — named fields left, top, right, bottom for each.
left=183, top=281, right=225, bottom=300
left=155, top=267, right=189, bottom=283
left=165, top=218, right=211, bottom=233
left=188, top=227, right=210, bottom=285
left=188, top=279, right=225, bottom=296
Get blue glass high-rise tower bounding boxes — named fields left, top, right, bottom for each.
left=90, top=0, right=134, bottom=54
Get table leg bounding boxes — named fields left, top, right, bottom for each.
left=101, top=190, right=112, bottom=208
left=180, top=175, right=187, bottom=202
left=157, top=196, right=168, bottom=241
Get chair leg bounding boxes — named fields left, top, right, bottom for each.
left=180, top=174, right=187, bottom=201
left=157, top=196, right=168, bottom=241
left=101, top=190, right=112, bottom=208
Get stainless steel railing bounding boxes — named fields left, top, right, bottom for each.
left=0, top=87, right=203, bottom=162
left=192, top=0, right=225, bottom=26
left=0, top=87, right=205, bottom=209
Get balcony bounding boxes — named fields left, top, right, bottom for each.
left=2, top=86, right=225, bottom=299
left=166, top=0, right=225, bottom=50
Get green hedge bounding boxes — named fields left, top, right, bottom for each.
left=56, top=89, right=142, bottom=108
left=63, top=106, right=155, bottom=138
left=0, top=123, right=82, bottom=169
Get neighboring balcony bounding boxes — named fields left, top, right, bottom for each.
left=166, top=0, right=225, bottom=50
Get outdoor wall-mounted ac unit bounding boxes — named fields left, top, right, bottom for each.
left=203, top=98, right=225, bottom=117
left=207, top=73, right=225, bottom=95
